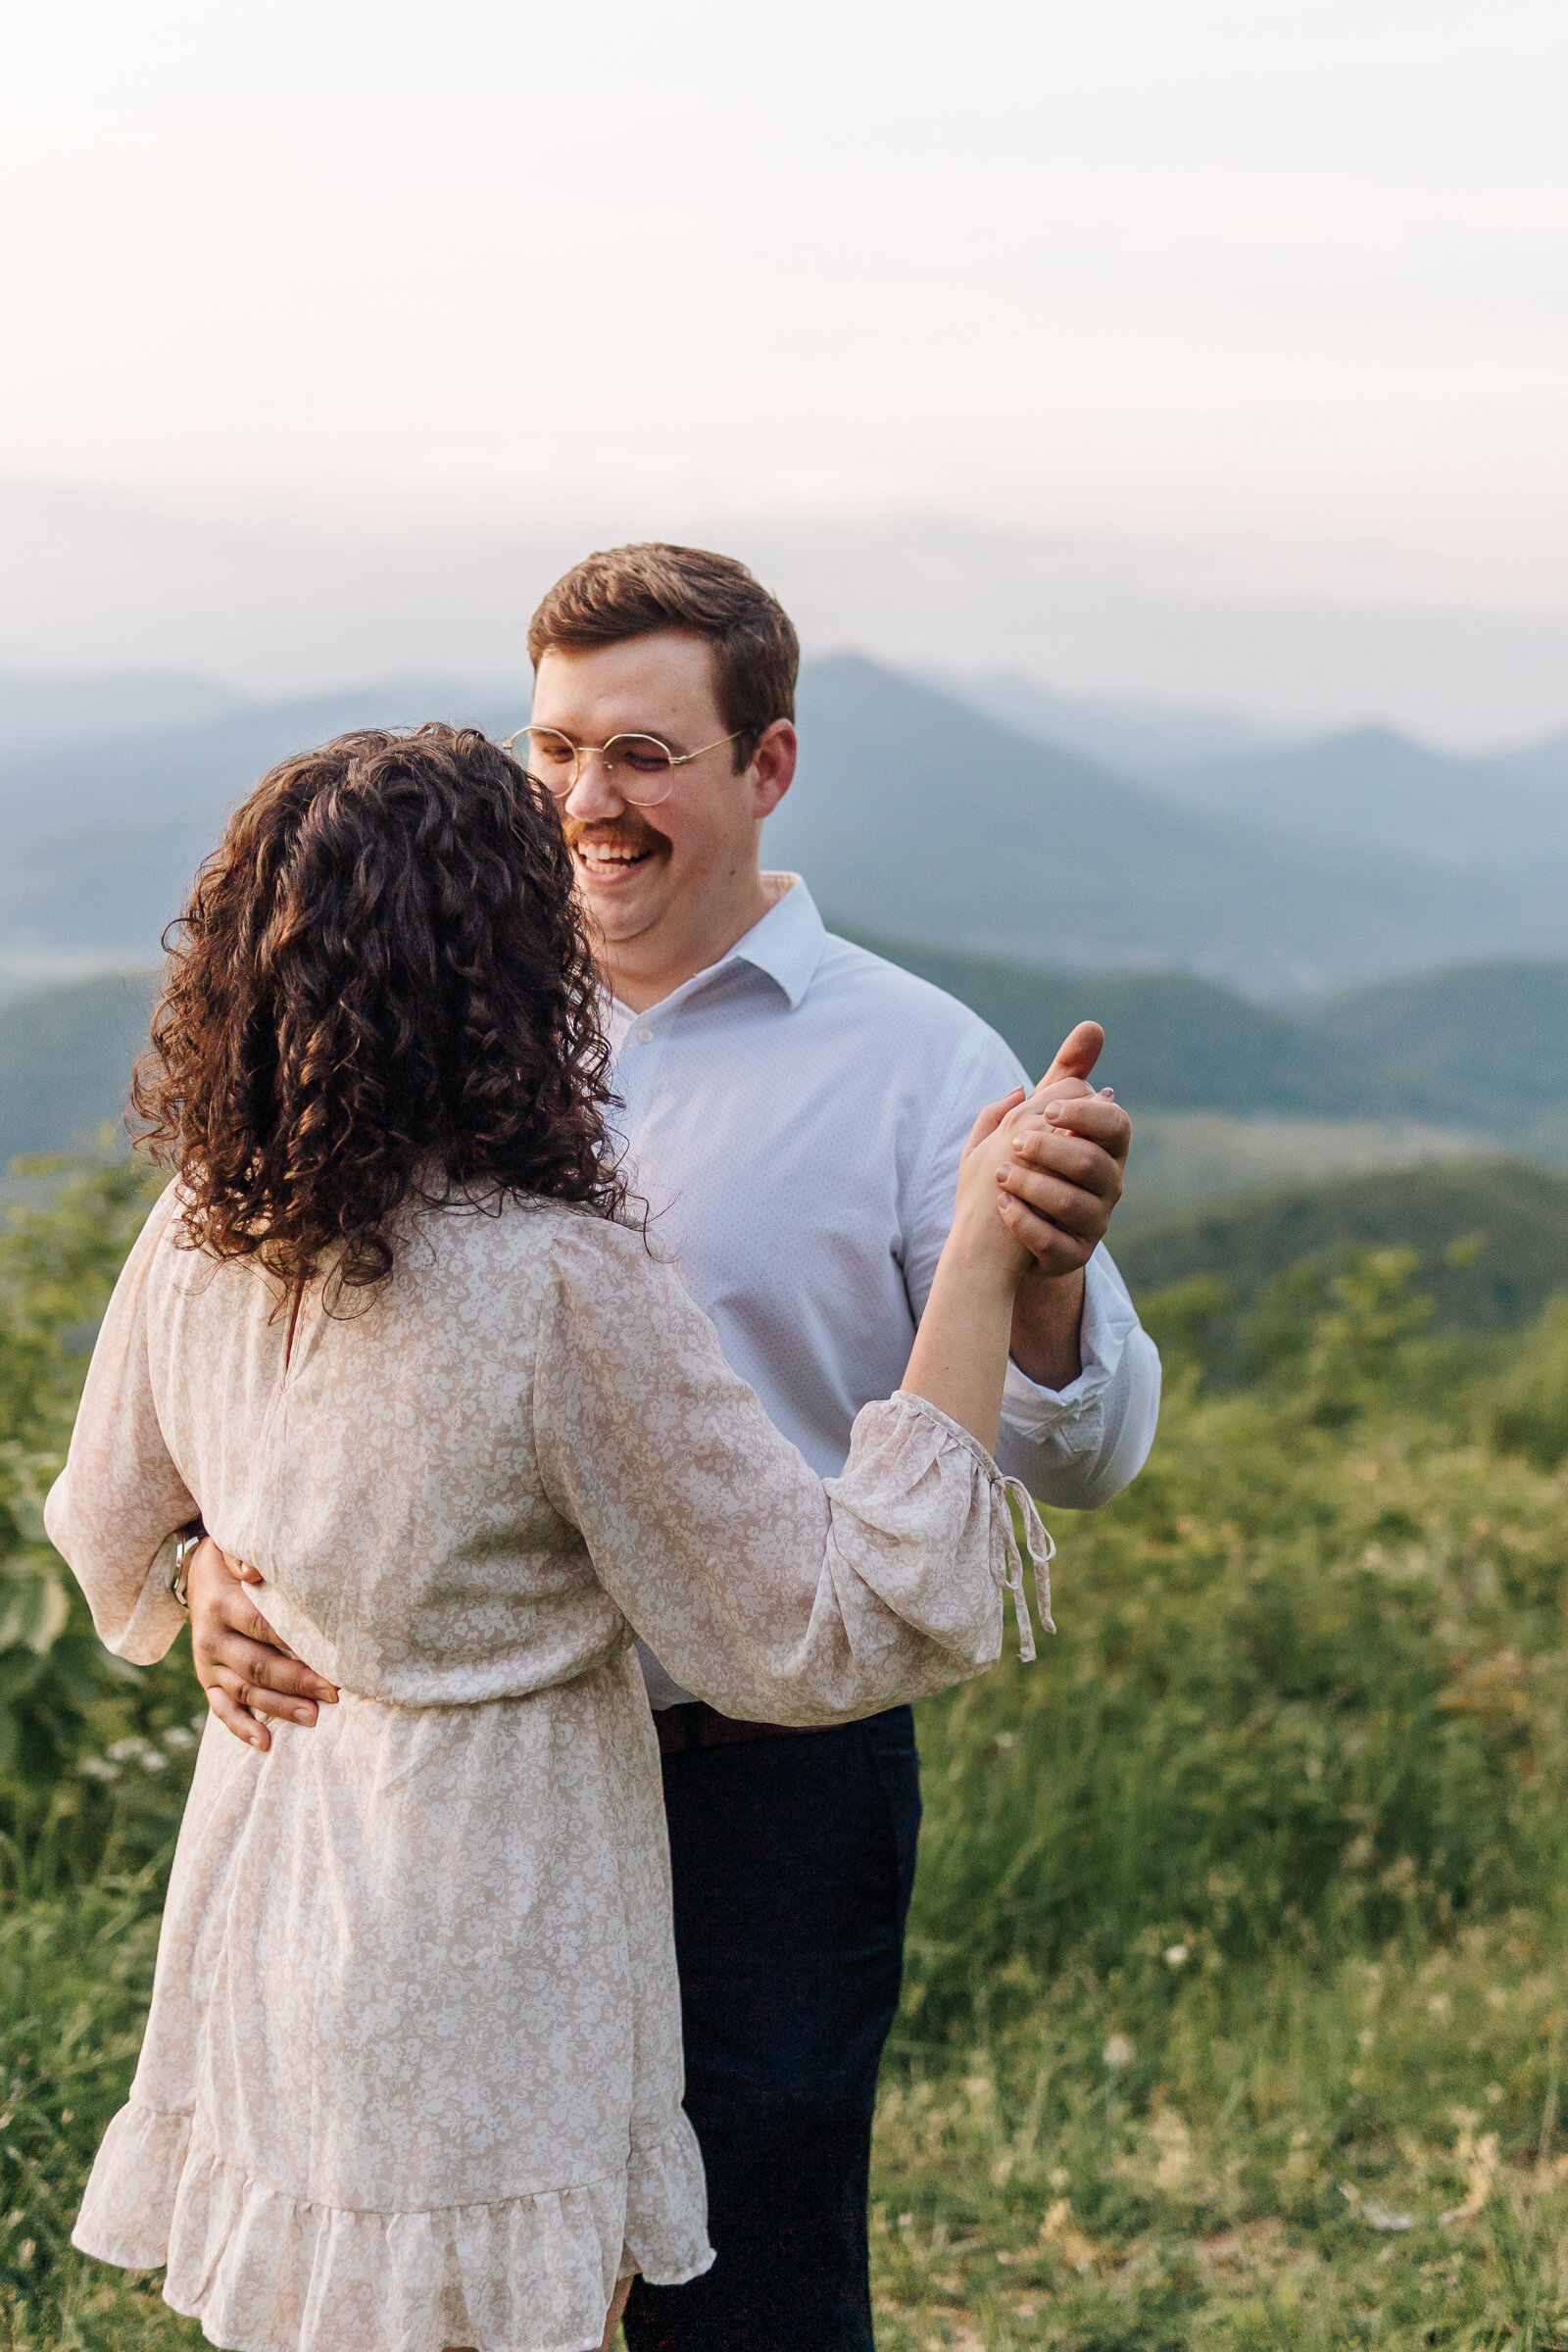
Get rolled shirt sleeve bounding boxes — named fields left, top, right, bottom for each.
left=994, top=1246, right=1162, bottom=1505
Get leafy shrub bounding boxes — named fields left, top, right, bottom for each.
left=905, top=1251, right=1568, bottom=2034
left=1493, top=1293, right=1568, bottom=1472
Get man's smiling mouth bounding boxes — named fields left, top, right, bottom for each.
left=567, top=824, right=666, bottom=879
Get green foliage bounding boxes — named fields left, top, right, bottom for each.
left=1494, top=1295, right=1568, bottom=1473
left=1135, top=1275, right=1238, bottom=1383
left=904, top=1247, right=1568, bottom=2030
left=1119, top=1156, right=1568, bottom=1336
left=869, top=1244, right=1568, bottom=2340
left=0, top=1800, right=199, bottom=2346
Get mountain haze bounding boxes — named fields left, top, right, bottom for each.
left=4, top=654, right=1568, bottom=999
left=0, top=668, right=248, bottom=760
left=774, top=659, right=1566, bottom=994
left=0, top=676, right=522, bottom=981
left=941, top=671, right=1568, bottom=885
left=931, top=670, right=1277, bottom=782
left=1160, top=726, right=1568, bottom=873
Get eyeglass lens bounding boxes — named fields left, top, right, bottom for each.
left=517, top=727, right=676, bottom=806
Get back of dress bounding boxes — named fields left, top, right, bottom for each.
left=51, top=1172, right=1044, bottom=1731
left=51, top=1182, right=629, bottom=1705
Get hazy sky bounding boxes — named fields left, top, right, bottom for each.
left=4, top=0, right=1566, bottom=731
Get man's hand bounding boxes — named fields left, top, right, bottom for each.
left=187, top=1536, right=337, bottom=1752
left=995, top=1021, right=1132, bottom=1391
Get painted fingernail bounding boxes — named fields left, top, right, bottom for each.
left=1101, top=1086, right=1115, bottom=1099
left=996, top=1164, right=1011, bottom=1182
left=293, top=1707, right=314, bottom=1724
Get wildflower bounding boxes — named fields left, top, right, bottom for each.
left=1363, top=2200, right=1415, bottom=2231
left=1103, top=2034, right=1135, bottom=2071
left=163, top=1725, right=198, bottom=1751
left=1163, top=1944, right=1188, bottom=1968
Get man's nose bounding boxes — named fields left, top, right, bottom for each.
left=562, top=750, right=627, bottom=823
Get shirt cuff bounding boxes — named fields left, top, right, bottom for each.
left=1001, top=1247, right=1138, bottom=1438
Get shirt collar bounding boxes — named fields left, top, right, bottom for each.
left=719, top=874, right=827, bottom=1009
left=610, top=876, right=828, bottom=1035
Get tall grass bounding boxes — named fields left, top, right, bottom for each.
left=864, top=1263, right=1568, bottom=2345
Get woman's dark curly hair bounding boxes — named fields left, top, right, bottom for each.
left=132, top=723, right=627, bottom=1296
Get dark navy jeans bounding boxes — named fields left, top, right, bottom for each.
left=621, top=1707, right=921, bottom=2352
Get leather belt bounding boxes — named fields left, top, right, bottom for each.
left=654, top=1699, right=812, bottom=1757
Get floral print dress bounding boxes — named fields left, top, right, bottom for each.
left=45, top=1185, right=1050, bottom=2352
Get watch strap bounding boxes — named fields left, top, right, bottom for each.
left=168, top=1522, right=207, bottom=1611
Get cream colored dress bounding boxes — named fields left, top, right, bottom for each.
left=45, top=1184, right=1050, bottom=2352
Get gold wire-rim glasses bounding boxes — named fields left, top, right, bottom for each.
left=502, top=724, right=745, bottom=808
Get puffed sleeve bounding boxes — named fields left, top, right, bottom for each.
left=43, top=1185, right=196, bottom=1665
left=532, top=1221, right=1052, bottom=1725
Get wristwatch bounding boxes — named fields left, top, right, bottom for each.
left=168, top=1522, right=207, bottom=1612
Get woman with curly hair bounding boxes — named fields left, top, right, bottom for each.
left=45, top=724, right=1054, bottom=2352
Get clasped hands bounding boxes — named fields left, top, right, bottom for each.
left=186, top=1018, right=1130, bottom=1748
left=973, top=1018, right=1129, bottom=1280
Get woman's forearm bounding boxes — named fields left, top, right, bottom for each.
left=902, top=1242, right=1020, bottom=1456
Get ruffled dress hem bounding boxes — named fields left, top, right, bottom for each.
left=74, top=2098, right=713, bottom=2352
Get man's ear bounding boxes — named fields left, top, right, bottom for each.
left=750, top=719, right=798, bottom=820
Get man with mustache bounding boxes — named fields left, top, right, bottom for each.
left=184, top=545, right=1160, bottom=2351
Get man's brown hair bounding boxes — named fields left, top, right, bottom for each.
left=527, top=544, right=799, bottom=770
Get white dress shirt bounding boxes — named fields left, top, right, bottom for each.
left=605, top=878, right=1162, bottom=1708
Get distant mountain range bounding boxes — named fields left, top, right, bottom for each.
left=842, top=931, right=1568, bottom=1137
left=0, top=675, right=521, bottom=998
left=9, top=941, right=1568, bottom=1177
left=928, top=670, right=1279, bottom=781
left=0, top=970, right=159, bottom=1169
left=9, top=959, right=1568, bottom=1348
left=946, top=669, right=1568, bottom=874
left=3, top=654, right=1567, bottom=1000
left=0, top=666, right=250, bottom=760
left=776, top=659, right=1568, bottom=994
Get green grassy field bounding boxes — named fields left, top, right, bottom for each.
left=6, top=1174, right=1568, bottom=2347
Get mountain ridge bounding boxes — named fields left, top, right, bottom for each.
left=3, top=653, right=1566, bottom=998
